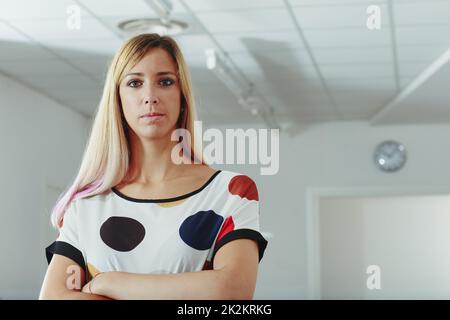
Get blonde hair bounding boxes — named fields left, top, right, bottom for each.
left=51, top=33, right=204, bottom=228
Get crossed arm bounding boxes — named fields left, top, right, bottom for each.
left=39, top=239, right=259, bottom=300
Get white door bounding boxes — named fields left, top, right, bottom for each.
left=319, top=195, right=450, bottom=299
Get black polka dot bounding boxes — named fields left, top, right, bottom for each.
left=100, top=216, right=145, bottom=252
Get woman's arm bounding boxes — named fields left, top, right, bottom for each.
left=39, top=254, right=111, bottom=300
left=84, top=239, right=259, bottom=300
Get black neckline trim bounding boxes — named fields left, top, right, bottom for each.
left=111, top=170, right=222, bottom=203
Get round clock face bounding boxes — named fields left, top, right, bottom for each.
left=374, top=140, right=407, bottom=172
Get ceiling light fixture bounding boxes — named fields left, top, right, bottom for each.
left=118, top=18, right=187, bottom=36
left=118, top=0, right=188, bottom=36
left=205, top=48, right=279, bottom=128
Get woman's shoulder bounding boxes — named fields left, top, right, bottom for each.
left=215, top=169, right=257, bottom=182
left=70, top=189, right=111, bottom=209
left=212, top=169, right=259, bottom=201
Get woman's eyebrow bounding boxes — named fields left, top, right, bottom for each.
left=125, top=71, right=177, bottom=77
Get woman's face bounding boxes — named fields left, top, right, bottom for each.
left=119, top=48, right=181, bottom=140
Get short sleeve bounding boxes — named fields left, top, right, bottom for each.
left=209, top=175, right=268, bottom=265
left=45, top=200, right=86, bottom=270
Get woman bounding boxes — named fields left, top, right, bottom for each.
left=39, top=33, right=267, bottom=300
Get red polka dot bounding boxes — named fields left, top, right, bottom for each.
left=228, top=175, right=259, bottom=201
left=216, top=216, right=235, bottom=243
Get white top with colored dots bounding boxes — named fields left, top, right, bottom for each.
left=45, top=170, right=268, bottom=280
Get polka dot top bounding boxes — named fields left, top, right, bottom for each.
left=45, top=170, right=268, bottom=280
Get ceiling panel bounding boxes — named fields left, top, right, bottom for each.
left=327, top=77, right=396, bottom=92
left=398, top=62, right=429, bottom=78
left=289, top=0, right=386, bottom=6
left=229, top=51, right=319, bottom=82
left=184, top=0, right=284, bottom=12
left=397, top=45, right=450, bottom=62
left=335, top=103, right=382, bottom=119
left=394, top=1, right=450, bottom=25
left=195, top=9, right=295, bottom=33
left=215, top=31, right=304, bottom=53
left=183, top=0, right=284, bottom=12
left=256, top=79, right=325, bottom=94
left=333, top=89, right=395, bottom=105
left=396, top=25, right=450, bottom=45
left=400, top=76, right=414, bottom=88
left=274, top=90, right=333, bottom=108
left=0, top=0, right=90, bottom=20
left=78, top=0, right=157, bottom=17
left=7, top=17, right=115, bottom=41
left=312, top=46, right=392, bottom=64
left=263, top=94, right=335, bottom=115
left=293, top=4, right=390, bottom=29
left=39, top=38, right=122, bottom=59
left=320, top=63, right=394, bottom=78
left=247, top=67, right=320, bottom=82
left=304, top=28, right=391, bottom=48
left=374, top=61, right=450, bottom=124
left=230, top=49, right=313, bottom=69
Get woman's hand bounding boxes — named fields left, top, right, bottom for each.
left=81, top=281, right=92, bottom=294
left=81, top=272, right=108, bottom=295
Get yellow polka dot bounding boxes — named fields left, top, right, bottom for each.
left=157, top=198, right=188, bottom=208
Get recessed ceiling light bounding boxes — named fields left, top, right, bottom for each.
left=118, top=18, right=188, bottom=36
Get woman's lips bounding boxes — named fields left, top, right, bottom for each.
left=141, top=112, right=164, bottom=117
left=141, top=114, right=165, bottom=122
left=142, top=114, right=164, bottom=118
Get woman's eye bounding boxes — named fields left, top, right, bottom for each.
left=127, top=80, right=142, bottom=88
left=159, top=78, right=175, bottom=87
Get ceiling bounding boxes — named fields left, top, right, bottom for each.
left=0, top=0, right=449, bottom=128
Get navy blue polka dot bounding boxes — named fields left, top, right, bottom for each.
left=179, top=210, right=224, bottom=250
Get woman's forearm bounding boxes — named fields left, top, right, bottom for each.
left=41, top=289, right=112, bottom=300
left=91, top=269, right=238, bottom=300
left=62, top=291, right=112, bottom=300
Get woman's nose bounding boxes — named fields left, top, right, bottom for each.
left=144, top=96, right=159, bottom=105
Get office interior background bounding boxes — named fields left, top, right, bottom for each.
left=1, top=0, right=450, bottom=299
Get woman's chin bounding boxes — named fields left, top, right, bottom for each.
left=137, top=126, right=173, bottom=140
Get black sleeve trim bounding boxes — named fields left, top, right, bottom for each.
left=211, top=229, right=268, bottom=264
left=45, top=241, right=86, bottom=270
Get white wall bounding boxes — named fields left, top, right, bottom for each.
left=205, top=121, right=450, bottom=299
left=0, top=73, right=89, bottom=299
